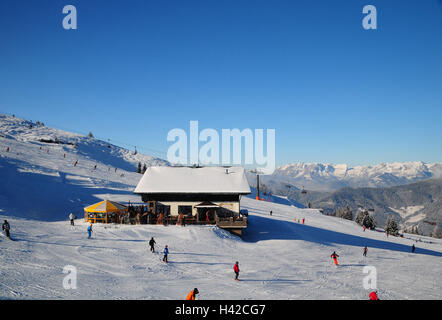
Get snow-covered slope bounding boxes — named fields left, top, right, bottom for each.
left=1, top=197, right=441, bottom=300
left=246, top=187, right=306, bottom=208
left=267, top=162, right=441, bottom=192
left=0, top=114, right=168, bottom=220
left=1, top=114, right=441, bottom=300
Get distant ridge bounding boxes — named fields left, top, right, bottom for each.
left=252, top=161, right=442, bottom=192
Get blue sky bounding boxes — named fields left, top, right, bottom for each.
left=1, top=0, right=441, bottom=166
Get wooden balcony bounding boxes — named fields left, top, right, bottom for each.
left=215, top=215, right=247, bottom=236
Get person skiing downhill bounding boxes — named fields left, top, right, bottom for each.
left=363, top=246, right=368, bottom=257
left=163, top=245, right=169, bottom=263
left=69, top=212, right=75, bottom=226
left=2, top=220, right=11, bottom=238
left=87, top=224, right=93, bottom=239
left=331, top=251, right=339, bottom=265
left=411, top=244, right=416, bottom=253
left=186, top=288, right=199, bottom=300
left=369, top=291, right=380, bottom=300
left=233, top=261, right=240, bottom=281
left=149, top=237, right=156, bottom=253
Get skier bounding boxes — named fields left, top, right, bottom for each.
left=411, top=244, right=415, bottom=253
left=302, top=218, right=305, bottom=224
left=163, top=245, right=169, bottom=263
left=74, top=160, right=78, bottom=167
left=186, top=288, right=199, bottom=300
left=69, top=212, right=75, bottom=226
left=233, top=261, right=240, bottom=281
left=87, top=223, right=93, bottom=239
left=363, top=225, right=366, bottom=232
left=369, top=291, right=380, bottom=300
left=149, top=237, right=156, bottom=253
left=270, top=210, right=272, bottom=216
left=331, top=251, right=339, bottom=266
left=2, top=220, right=11, bottom=238
left=363, top=246, right=368, bottom=257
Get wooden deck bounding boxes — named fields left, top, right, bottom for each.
left=215, top=216, right=247, bottom=236
left=86, top=212, right=247, bottom=236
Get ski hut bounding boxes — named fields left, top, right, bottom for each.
left=84, top=200, right=128, bottom=224
left=134, top=166, right=251, bottom=235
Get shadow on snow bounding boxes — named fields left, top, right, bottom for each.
left=243, top=215, right=442, bottom=258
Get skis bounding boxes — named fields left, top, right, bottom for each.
left=1, top=233, right=13, bottom=241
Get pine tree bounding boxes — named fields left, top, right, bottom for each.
left=335, top=206, right=352, bottom=220
left=342, top=206, right=353, bottom=220
left=432, top=225, right=441, bottom=239
left=385, top=217, right=399, bottom=236
left=355, top=208, right=376, bottom=229
left=137, top=162, right=142, bottom=174
left=260, top=184, right=267, bottom=195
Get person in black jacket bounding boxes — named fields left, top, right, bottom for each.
left=2, top=220, right=11, bottom=238
left=149, top=237, right=156, bottom=253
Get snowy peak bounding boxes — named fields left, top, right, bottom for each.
left=271, top=161, right=440, bottom=191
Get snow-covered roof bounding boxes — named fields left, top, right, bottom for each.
left=134, top=166, right=251, bottom=194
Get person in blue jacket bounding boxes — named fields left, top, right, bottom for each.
left=87, top=223, right=93, bottom=239
left=163, top=245, right=169, bottom=263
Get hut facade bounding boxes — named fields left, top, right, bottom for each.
left=133, top=166, right=251, bottom=233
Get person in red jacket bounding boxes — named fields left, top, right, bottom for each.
left=233, top=261, right=240, bottom=281
left=331, top=251, right=339, bottom=265
left=186, top=288, right=199, bottom=300
left=369, top=291, right=380, bottom=300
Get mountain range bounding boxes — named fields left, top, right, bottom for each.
left=246, top=167, right=442, bottom=237
left=260, top=162, right=442, bottom=192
